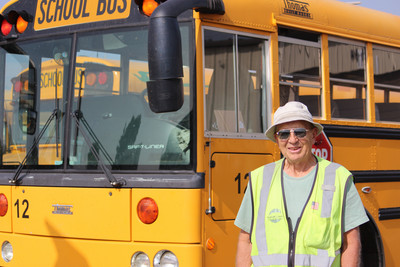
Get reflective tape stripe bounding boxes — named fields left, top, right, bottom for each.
left=252, top=162, right=289, bottom=266
left=253, top=251, right=337, bottom=267
left=254, top=163, right=276, bottom=256
left=294, top=249, right=336, bottom=266
left=321, top=162, right=340, bottom=218
left=252, top=253, right=288, bottom=266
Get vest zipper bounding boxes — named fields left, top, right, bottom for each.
left=287, top=217, right=295, bottom=267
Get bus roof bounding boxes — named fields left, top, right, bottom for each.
left=1, top=0, right=399, bottom=47
left=200, top=0, right=400, bottom=47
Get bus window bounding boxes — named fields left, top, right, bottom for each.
left=329, top=39, right=367, bottom=120
left=69, top=28, right=192, bottom=169
left=278, top=29, right=322, bottom=117
left=204, top=29, right=267, bottom=135
left=373, top=46, right=400, bottom=122
left=1, top=38, right=71, bottom=167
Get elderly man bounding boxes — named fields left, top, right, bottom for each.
left=235, top=101, right=368, bottom=267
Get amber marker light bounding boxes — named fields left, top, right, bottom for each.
left=142, top=0, right=159, bottom=16
left=206, top=237, right=215, bottom=250
left=85, top=73, right=97, bottom=86
left=0, top=194, right=8, bottom=217
left=137, top=197, right=158, bottom=224
left=16, top=16, right=28, bottom=33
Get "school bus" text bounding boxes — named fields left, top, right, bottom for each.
left=35, top=0, right=131, bottom=31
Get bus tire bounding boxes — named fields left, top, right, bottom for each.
left=359, top=211, right=385, bottom=267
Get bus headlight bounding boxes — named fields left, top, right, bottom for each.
left=2, top=241, right=13, bottom=262
left=154, top=250, right=178, bottom=267
left=131, top=251, right=150, bottom=267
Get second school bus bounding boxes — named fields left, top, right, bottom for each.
left=0, top=0, right=399, bottom=266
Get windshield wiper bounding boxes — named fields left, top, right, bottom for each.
left=10, top=108, right=60, bottom=185
left=71, top=110, right=125, bottom=187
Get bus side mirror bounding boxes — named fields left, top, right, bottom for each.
left=19, top=108, right=37, bottom=135
left=145, top=0, right=224, bottom=113
left=146, top=15, right=184, bottom=113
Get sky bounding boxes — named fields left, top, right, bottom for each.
left=337, top=0, right=400, bottom=16
left=0, top=0, right=399, bottom=16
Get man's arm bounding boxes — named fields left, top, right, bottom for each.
left=236, top=230, right=252, bottom=267
left=341, top=227, right=361, bottom=266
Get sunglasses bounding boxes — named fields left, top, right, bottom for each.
left=275, top=128, right=310, bottom=140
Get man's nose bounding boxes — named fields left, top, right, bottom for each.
left=288, top=131, right=299, bottom=142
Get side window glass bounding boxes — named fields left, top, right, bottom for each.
left=237, top=36, right=266, bottom=133
left=278, top=30, right=322, bottom=117
left=204, top=29, right=267, bottom=135
left=373, top=47, right=400, bottom=122
left=329, top=40, right=367, bottom=120
left=204, top=31, right=235, bottom=132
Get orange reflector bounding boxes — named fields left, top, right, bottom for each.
left=0, top=194, right=8, bottom=217
left=137, top=197, right=158, bottom=224
left=1, top=19, right=12, bottom=36
left=142, top=0, right=159, bottom=16
left=16, top=16, right=28, bottom=33
left=85, top=73, right=97, bottom=86
left=206, top=237, right=215, bottom=250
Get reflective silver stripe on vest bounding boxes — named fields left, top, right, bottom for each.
left=294, top=249, right=337, bottom=266
left=321, top=162, right=341, bottom=218
left=254, top=251, right=337, bottom=267
left=252, top=252, right=288, bottom=266
left=253, top=162, right=289, bottom=266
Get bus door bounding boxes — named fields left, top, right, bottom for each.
left=202, top=27, right=274, bottom=266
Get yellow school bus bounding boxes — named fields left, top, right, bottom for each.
left=0, top=0, right=399, bottom=266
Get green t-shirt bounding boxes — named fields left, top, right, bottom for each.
left=283, top=167, right=316, bottom=229
left=234, top=165, right=369, bottom=233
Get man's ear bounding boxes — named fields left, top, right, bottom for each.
left=311, top=127, right=319, bottom=139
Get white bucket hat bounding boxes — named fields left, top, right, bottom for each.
left=265, top=101, right=323, bottom=142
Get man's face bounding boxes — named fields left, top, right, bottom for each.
left=274, top=120, right=318, bottom=165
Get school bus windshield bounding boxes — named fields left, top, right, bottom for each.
left=0, top=25, right=192, bottom=170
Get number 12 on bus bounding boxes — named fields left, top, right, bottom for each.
left=0, top=0, right=399, bottom=266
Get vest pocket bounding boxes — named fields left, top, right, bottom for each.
left=303, top=212, right=332, bottom=250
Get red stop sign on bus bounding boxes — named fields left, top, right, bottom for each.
left=312, top=131, right=333, bottom=161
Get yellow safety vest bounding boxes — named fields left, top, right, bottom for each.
left=249, top=156, right=352, bottom=267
